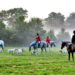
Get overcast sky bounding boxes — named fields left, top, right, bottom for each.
left=0, top=0, right=75, bottom=20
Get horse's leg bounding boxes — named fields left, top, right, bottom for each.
left=48, top=45, right=50, bottom=52
left=45, top=47, right=47, bottom=54
left=72, top=52, right=74, bottom=61
left=36, top=48, right=38, bottom=55
left=68, top=52, right=70, bottom=61
left=2, top=45, right=4, bottom=51
left=53, top=42, right=56, bottom=47
left=33, top=47, right=35, bottom=51
left=1, top=45, right=4, bottom=51
left=49, top=45, right=52, bottom=52
left=48, top=43, right=52, bottom=52
left=41, top=48, right=43, bottom=54
left=13, top=51, right=14, bottom=54
left=34, top=48, right=38, bottom=55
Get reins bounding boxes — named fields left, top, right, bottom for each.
left=65, top=42, right=70, bottom=47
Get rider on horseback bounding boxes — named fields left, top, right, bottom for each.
left=68, top=30, right=75, bottom=52
left=36, top=33, right=41, bottom=47
left=46, top=37, right=50, bottom=47
left=71, top=30, right=75, bottom=44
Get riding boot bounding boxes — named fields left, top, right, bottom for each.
left=47, top=43, right=48, bottom=47
left=38, top=42, right=40, bottom=48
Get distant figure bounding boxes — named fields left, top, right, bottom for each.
left=36, top=33, right=41, bottom=47
left=71, top=30, right=75, bottom=44
left=46, top=37, right=52, bottom=51
left=46, top=37, right=56, bottom=48
left=46, top=37, right=50, bottom=45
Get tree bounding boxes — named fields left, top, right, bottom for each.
left=13, top=14, right=27, bottom=33
left=45, top=12, right=65, bottom=28
left=0, top=8, right=28, bottom=26
left=57, top=27, right=71, bottom=41
left=0, top=21, right=6, bottom=40
left=13, top=14, right=28, bottom=46
left=0, top=21, right=5, bottom=30
left=66, top=12, right=75, bottom=28
left=5, top=27, right=15, bottom=46
left=47, top=29, right=57, bottom=42
left=28, top=18, right=44, bottom=39
left=28, top=18, right=43, bottom=31
left=13, top=17, right=47, bottom=46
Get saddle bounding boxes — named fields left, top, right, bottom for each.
left=68, top=44, right=74, bottom=52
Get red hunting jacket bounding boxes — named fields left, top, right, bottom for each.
left=36, top=36, right=41, bottom=42
left=46, top=38, right=50, bottom=43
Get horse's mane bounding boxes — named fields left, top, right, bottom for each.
left=63, top=41, right=70, bottom=43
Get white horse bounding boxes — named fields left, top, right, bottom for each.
left=29, top=41, right=47, bottom=55
left=0, top=40, right=4, bottom=51
left=47, top=41, right=56, bottom=52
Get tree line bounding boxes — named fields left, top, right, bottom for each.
left=0, top=8, right=73, bottom=46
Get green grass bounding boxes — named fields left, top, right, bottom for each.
left=0, top=47, right=75, bottom=75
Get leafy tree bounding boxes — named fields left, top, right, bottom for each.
left=57, top=27, right=71, bottom=42
left=0, top=8, right=28, bottom=26
left=5, top=27, right=15, bottom=46
left=13, top=17, right=47, bottom=46
left=13, top=15, right=28, bottom=46
left=66, top=12, right=75, bottom=28
left=0, top=21, right=13, bottom=46
left=28, top=18, right=44, bottom=39
left=0, top=21, right=5, bottom=30
left=28, top=18, right=43, bottom=31
left=13, top=14, right=27, bottom=33
left=28, top=18, right=47, bottom=42
left=45, top=12, right=65, bottom=28
left=47, top=29, right=57, bottom=42
left=0, top=21, right=6, bottom=40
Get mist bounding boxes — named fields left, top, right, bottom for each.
left=0, top=8, right=75, bottom=47
left=43, top=24, right=73, bottom=37
left=42, top=20, right=73, bottom=45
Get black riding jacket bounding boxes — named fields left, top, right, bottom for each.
left=72, top=34, right=75, bottom=44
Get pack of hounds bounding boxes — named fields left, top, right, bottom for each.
left=0, top=47, right=67, bottom=55
left=0, top=48, right=67, bottom=55
left=0, top=48, right=25, bottom=55
left=0, top=40, right=67, bottom=55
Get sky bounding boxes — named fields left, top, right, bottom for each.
left=0, top=0, right=75, bottom=36
left=0, top=0, right=75, bottom=20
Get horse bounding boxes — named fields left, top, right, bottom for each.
left=49, top=41, right=56, bottom=47
left=47, top=41, right=56, bottom=52
left=0, top=40, right=4, bottom=51
left=61, top=41, right=75, bottom=61
left=29, top=41, right=47, bottom=55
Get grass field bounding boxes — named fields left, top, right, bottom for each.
left=0, top=47, right=75, bottom=75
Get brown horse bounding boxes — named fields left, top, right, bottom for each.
left=61, top=41, right=75, bottom=61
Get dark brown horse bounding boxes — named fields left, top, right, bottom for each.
left=61, top=41, right=75, bottom=61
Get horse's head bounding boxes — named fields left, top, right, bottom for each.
left=61, top=42, right=65, bottom=49
left=61, top=41, right=70, bottom=49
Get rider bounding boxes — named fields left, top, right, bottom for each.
left=36, top=33, right=41, bottom=47
left=46, top=37, right=50, bottom=44
left=71, top=30, right=75, bottom=44
left=46, top=37, right=52, bottom=51
left=46, top=37, right=51, bottom=47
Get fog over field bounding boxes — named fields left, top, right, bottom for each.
left=44, top=26, right=73, bottom=37
left=43, top=21, right=74, bottom=38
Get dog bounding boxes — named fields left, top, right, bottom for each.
left=59, top=50, right=67, bottom=54
left=31, top=51, right=38, bottom=55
